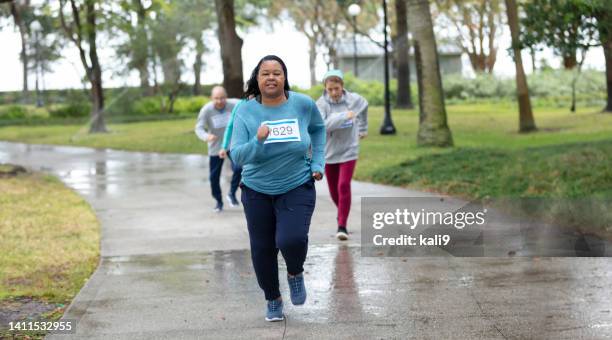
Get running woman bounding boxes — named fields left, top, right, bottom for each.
left=316, top=70, right=368, bottom=241
left=230, top=55, right=325, bottom=322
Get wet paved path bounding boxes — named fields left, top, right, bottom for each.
left=1, top=141, right=611, bottom=339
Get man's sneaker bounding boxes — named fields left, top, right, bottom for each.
left=226, top=193, right=239, bottom=207
left=287, top=273, right=307, bottom=305
left=265, top=299, right=284, bottom=322
left=336, top=226, right=348, bottom=241
left=213, top=202, right=223, bottom=213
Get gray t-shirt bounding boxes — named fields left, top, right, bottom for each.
left=316, top=90, right=368, bottom=164
left=195, top=99, right=238, bottom=156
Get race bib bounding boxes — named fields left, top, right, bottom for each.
left=261, top=118, right=301, bottom=144
left=211, top=114, right=229, bottom=129
left=339, top=118, right=354, bottom=129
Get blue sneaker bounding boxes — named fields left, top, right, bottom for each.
left=265, top=299, right=284, bottom=322
left=287, top=273, right=307, bottom=305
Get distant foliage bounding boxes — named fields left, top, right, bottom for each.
left=295, top=73, right=399, bottom=106
left=444, top=70, right=606, bottom=106
left=49, top=102, right=91, bottom=118
left=118, top=96, right=209, bottom=116
left=526, top=70, right=605, bottom=98
left=297, top=70, right=606, bottom=107
left=173, top=96, right=208, bottom=114
left=443, top=73, right=515, bottom=100
left=0, top=105, right=30, bottom=120
left=132, top=97, right=164, bottom=116
left=0, top=69, right=606, bottom=125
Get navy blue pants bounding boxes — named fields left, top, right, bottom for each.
left=209, top=156, right=242, bottom=205
left=241, top=180, right=316, bottom=301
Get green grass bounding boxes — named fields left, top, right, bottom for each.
left=372, top=140, right=612, bottom=198
left=0, top=170, right=100, bottom=338
left=0, top=102, right=611, bottom=199
left=0, top=119, right=206, bottom=154
left=357, top=103, right=612, bottom=198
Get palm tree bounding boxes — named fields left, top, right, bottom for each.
left=408, top=0, right=453, bottom=147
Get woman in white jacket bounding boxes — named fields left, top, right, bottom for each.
left=316, top=70, right=368, bottom=240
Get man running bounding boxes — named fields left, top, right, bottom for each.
left=195, top=86, right=242, bottom=212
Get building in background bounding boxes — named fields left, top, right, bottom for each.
left=336, top=39, right=463, bottom=81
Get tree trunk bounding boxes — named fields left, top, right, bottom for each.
left=35, top=47, right=43, bottom=107
left=505, top=0, right=536, bottom=133
left=86, top=0, right=106, bottom=133
left=408, top=0, right=453, bottom=147
left=133, top=23, right=148, bottom=92
left=133, top=0, right=150, bottom=94
left=161, top=57, right=180, bottom=89
left=530, top=47, right=537, bottom=73
left=193, top=34, right=204, bottom=95
left=563, top=53, right=577, bottom=69
left=137, top=63, right=150, bottom=93
left=570, top=50, right=587, bottom=113
left=214, top=0, right=243, bottom=98
left=468, top=53, right=487, bottom=73
left=152, top=54, right=159, bottom=94
left=59, top=0, right=106, bottom=132
left=329, top=46, right=339, bottom=69
left=395, top=0, right=413, bottom=109
left=10, top=1, right=28, bottom=101
left=308, top=35, right=317, bottom=87
left=168, top=85, right=181, bottom=114
left=485, top=6, right=498, bottom=73
left=602, top=25, right=612, bottom=112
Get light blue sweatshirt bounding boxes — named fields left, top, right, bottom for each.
left=221, top=99, right=246, bottom=150
left=230, top=91, right=326, bottom=195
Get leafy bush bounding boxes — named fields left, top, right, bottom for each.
left=132, top=96, right=163, bottom=115
left=443, top=73, right=515, bottom=100
left=297, top=69, right=605, bottom=107
left=526, top=70, right=606, bottom=107
left=49, top=102, right=91, bottom=118
left=103, top=88, right=142, bottom=116
left=59, top=89, right=90, bottom=104
left=173, top=96, right=208, bottom=114
left=103, top=94, right=208, bottom=117
left=0, top=105, right=30, bottom=120
left=295, top=75, right=400, bottom=107
left=443, top=69, right=605, bottom=102
left=0, top=93, right=19, bottom=106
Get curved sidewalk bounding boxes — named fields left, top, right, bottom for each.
left=1, top=142, right=610, bottom=339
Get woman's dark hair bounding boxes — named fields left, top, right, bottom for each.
left=243, top=55, right=290, bottom=99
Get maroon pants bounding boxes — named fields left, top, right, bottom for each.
left=325, top=159, right=357, bottom=228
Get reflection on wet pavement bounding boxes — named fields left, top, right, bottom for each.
left=52, top=245, right=612, bottom=338
left=1, top=142, right=611, bottom=339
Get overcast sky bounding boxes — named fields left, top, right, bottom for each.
left=0, top=16, right=605, bottom=92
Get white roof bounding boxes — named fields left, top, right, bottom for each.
left=336, top=39, right=462, bottom=57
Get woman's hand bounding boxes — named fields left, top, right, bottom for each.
left=312, top=172, right=323, bottom=181
left=257, top=125, right=270, bottom=142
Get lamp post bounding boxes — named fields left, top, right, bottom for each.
left=380, top=0, right=396, bottom=134
left=348, top=3, right=361, bottom=77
